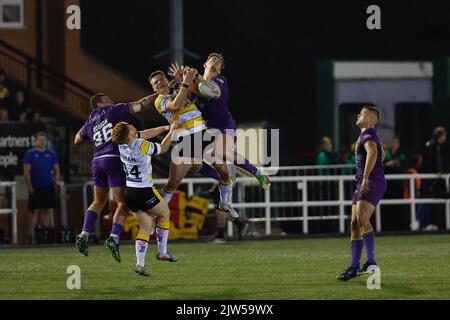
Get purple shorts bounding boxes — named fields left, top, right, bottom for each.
left=92, top=156, right=126, bottom=188
left=352, top=178, right=387, bottom=207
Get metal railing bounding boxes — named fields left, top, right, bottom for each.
left=262, top=164, right=355, bottom=176
left=0, top=39, right=94, bottom=120
left=0, top=182, right=17, bottom=244
left=78, top=173, right=450, bottom=237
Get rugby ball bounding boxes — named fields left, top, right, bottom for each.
left=198, top=80, right=221, bottom=99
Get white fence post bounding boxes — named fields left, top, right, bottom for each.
left=375, top=205, right=382, bottom=232
left=59, top=181, right=68, bottom=227
left=338, top=178, right=345, bottom=233
left=446, top=177, right=450, bottom=230
left=265, top=187, right=271, bottom=235
left=302, top=179, right=308, bottom=234
left=409, top=177, right=417, bottom=230
left=11, top=182, right=17, bottom=244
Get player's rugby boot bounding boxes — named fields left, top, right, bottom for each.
left=336, top=266, right=359, bottom=281
left=156, top=251, right=178, bottom=262
left=218, top=203, right=239, bottom=220
left=257, top=173, right=271, bottom=190
left=75, top=234, right=89, bottom=256
left=134, top=265, right=150, bottom=277
left=209, top=237, right=226, bottom=244
left=358, top=261, right=379, bottom=276
left=105, top=236, right=122, bottom=263
left=235, top=219, right=249, bottom=240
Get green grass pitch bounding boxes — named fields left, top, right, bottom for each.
left=1, top=234, right=450, bottom=299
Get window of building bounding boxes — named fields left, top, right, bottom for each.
left=0, top=0, right=24, bottom=28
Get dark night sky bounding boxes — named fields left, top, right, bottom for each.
left=80, top=0, right=450, bottom=164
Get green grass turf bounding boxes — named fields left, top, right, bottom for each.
left=1, top=234, right=450, bottom=299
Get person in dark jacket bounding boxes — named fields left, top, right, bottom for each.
left=417, top=127, right=447, bottom=230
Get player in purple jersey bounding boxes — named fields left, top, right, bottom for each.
left=74, top=92, right=159, bottom=262
left=337, top=106, right=387, bottom=281
left=168, top=53, right=271, bottom=190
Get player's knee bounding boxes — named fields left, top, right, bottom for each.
left=116, top=202, right=129, bottom=216
left=156, top=208, right=170, bottom=222
left=357, top=218, right=369, bottom=230
left=90, top=200, right=105, bottom=212
left=350, top=219, right=359, bottom=232
left=215, top=165, right=230, bottom=180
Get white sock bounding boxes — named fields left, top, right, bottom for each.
left=155, top=227, right=169, bottom=255
left=161, top=189, right=174, bottom=204
left=135, top=239, right=148, bottom=267
left=81, top=231, right=89, bottom=239
left=218, top=183, right=230, bottom=206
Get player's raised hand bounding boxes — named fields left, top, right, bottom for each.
left=168, top=62, right=183, bottom=81
left=182, top=67, right=196, bottom=84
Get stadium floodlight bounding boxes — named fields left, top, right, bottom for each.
left=153, top=0, right=200, bottom=65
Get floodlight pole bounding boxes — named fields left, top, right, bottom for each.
left=153, top=0, right=201, bottom=64
left=171, top=0, right=184, bottom=65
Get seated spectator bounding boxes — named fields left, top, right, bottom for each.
left=0, top=89, right=10, bottom=110
left=8, top=90, right=29, bottom=121
left=26, top=109, right=43, bottom=123
left=0, top=107, right=9, bottom=121
left=316, top=136, right=339, bottom=176
left=383, top=136, right=407, bottom=173
left=317, top=136, right=339, bottom=165
left=0, top=69, right=8, bottom=86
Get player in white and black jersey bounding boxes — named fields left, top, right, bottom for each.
left=112, top=120, right=178, bottom=277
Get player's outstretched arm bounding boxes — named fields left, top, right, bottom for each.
left=159, top=120, right=179, bottom=154
left=74, top=131, right=85, bottom=145
left=129, top=93, right=158, bottom=114
left=139, top=125, right=170, bottom=140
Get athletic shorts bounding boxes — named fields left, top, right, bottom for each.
left=172, top=129, right=212, bottom=160
left=92, top=156, right=126, bottom=188
left=352, top=178, right=387, bottom=207
left=125, top=186, right=163, bottom=213
left=28, top=186, right=56, bottom=210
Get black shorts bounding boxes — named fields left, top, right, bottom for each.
left=125, top=186, right=162, bottom=213
left=28, top=186, right=56, bottom=210
left=172, top=129, right=215, bottom=160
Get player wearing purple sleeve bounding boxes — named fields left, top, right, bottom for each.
left=337, top=106, right=387, bottom=281
left=168, top=54, right=271, bottom=190
left=74, top=92, right=158, bottom=262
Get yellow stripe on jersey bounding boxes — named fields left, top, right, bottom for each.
left=178, top=117, right=205, bottom=130
left=154, top=95, right=164, bottom=113
left=169, top=104, right=199, bottom=123
left=178, top=103, right=198, bottom=115
left=139, top=140, right=150, bottom=156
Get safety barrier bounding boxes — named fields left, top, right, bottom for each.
left=76, top=173, right=450, bottom=237
left=0, top=182, right=18, bottom=244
